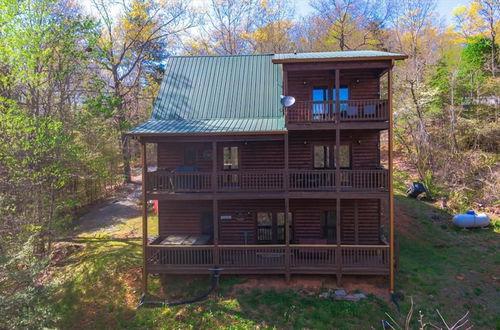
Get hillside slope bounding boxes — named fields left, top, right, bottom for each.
left=48, top=176, right=499, bottom=329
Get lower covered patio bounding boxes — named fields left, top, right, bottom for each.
left=144, top=197, right=391, bottom=281
left=146, top=244, right=389, bottom=276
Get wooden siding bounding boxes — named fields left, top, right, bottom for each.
left=158, top=141, right=284, bottom=171
left=158, top=200, right=211, bottom=236
left=291, top=199, right=335, bottom=241
left=157, top=199, right=381, bottom=245
left=286, top=69, right=381, bottom=102
left=218, top=199, right=285, bottom=244
left=289, top=130, right=380, bottom=169
left=341, top=199, right=380, bottom=244
left=155, top=126, right=381, bottom=174
left=157, top=142, right=212, bottom=171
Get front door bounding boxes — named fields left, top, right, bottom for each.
left=256, top=212, right=292, bottom=244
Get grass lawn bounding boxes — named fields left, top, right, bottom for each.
left=50, top=177, right=500, bottom=329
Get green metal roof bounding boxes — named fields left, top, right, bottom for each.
left=152, top=54, right=282, bottom=121
left=129, top=51, right=405, bottom=135
left=272, top=50, right=407, bottom=62
left=128, top=118, right=286, bottom=135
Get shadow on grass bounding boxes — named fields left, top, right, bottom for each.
left=53, top=239, right=142, bottom=329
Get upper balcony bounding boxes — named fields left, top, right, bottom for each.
left=285, top=99, right=388, bottom=124
left=283, top=66, right=390, bottom=130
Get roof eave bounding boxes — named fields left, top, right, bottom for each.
left=272, top=55, right=408, bottom=64
left=126, top=130, right=288, bottom=137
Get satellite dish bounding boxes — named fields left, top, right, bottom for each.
left=280, top=95, right=296, bottom=107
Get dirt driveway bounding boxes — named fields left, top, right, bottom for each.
left=75, top=183, right=142, bottom=236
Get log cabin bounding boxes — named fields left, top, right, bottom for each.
left=127, top=50, right=407, bottom=294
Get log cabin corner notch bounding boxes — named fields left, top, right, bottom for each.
left=127, top=50, right=407, bottom=294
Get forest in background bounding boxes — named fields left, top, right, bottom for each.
left=0, top=0, right=498, bottom=327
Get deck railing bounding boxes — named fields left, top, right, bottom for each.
left=286, top=99, right=388, bottom=123
left=341, top=245, right=389, bottom=268
left=289, top=170, right=336, bottom=190
left=217, top=170, right=284, bottom=192
left=339, top=169, right=388, bottom=191
left=146, top=169, right=388, bottom=193
left=147, top=245, right=214, bottom=266
left=219, top=245, right=286, bottom=268
left=145, top=244, right=389, bottom=274
left=146, top=170, right=212, bottom=193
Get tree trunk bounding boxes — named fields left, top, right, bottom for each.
left=121, top=132, right=132, bottom=183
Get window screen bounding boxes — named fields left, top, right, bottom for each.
left=314, top=145, right=331, bottom=169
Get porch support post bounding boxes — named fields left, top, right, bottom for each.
left=213, top=199, right=219, bottom=266
left=335, top=69, right=340, bottom=192
left=335, top=69, right=340, bottom=123
left=285, top=197, right=290, bottom=282
left=140, top=141, right=148, bottom=295
left=212, top=141, right=217, bottom=193
left=388, top=63, right=395, bottom=293
left=284, top=134, right=289, bottom=191
left=336, top=198, right=342, bottom=286
left=354, top=200, right=359, bottom=245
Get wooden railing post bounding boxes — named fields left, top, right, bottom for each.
left=141, top=141, right=148, bottom=295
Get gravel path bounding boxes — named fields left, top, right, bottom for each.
left=75, top=182, right=142, bottom=236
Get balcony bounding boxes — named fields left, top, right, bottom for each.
left=285, top=99, right=388, bottom=124
left=146, top=244, right=389, bottom=275
left=146, top=169, right=388, bottom=195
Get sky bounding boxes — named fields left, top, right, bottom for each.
left=83, top=0, right=473, bottom=26
left=293, top=0, right=471, bottom=24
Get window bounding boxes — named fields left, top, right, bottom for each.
left=223, top=146, right=239, bottom=170
left=312, top=87, right=329, bottom=119
left=257, top=212, right=273, bottom=242
left=314, top=145, right=332, bottom=169
left=332, top=87, right=349, bottom=101
left=313, top=87, right=328, bottom=101
left=333, top=87, right=349, bottom=113
left=334, top=144, right=351, bottom=168
left=276, top=212, right=293, bottom=242
left=323, top=211, right=336, bottom=242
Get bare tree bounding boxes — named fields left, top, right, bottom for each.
left=193, top=0, right=259, bottom=55
left=90, top=0, right=195, bottom=182
left=478, top=0, right=500, bottom=77
left=249, top=0, right=296, bottom=53
left=391, top=0, right=441, bottom=191
left=309, top=0, right=395, bottom=50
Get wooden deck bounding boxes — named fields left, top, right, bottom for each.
left=146, top=169, right=388, bottom=195
left=146, top=244, right=389, bottom=275
left=285, top=99, right=388, bottom=125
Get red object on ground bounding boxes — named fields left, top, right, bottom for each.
left=153, top=200, right=158, bottom=214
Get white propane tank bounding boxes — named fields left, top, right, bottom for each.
left=453, top=210, right=490, bottom=228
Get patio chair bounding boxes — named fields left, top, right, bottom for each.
left=364, top=104, right=376, bottom=116
left=346, top=105, right=358, bottom=117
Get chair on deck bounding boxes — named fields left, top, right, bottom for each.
left=346, top=105, right=358, bottom=117
left=364, top=104, right=376, bottom=116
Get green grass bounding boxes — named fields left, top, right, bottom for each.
left=50, top=178, right=499, bottom=329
